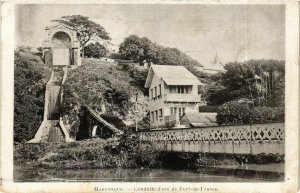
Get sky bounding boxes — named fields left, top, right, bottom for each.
left=16, top=4, right=285, bottom=67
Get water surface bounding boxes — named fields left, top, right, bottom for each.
left=14, top=164, right=284, bottom=182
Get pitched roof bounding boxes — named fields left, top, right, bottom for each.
left=145, top=65, right=202, bottom=88
left=181, top=112, right=217, bottom=127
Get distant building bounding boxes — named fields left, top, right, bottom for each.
left=195, top=53, right=226, bottom=74
left=202, top=62, right=226, bottom=74
left=145, top=65, right=205, bottom=129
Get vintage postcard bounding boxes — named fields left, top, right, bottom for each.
left=1, top=0, right=299, bottom=192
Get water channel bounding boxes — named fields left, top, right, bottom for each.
left=14, top=163, right=284, bottom=182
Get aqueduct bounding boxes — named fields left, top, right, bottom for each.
left=28, top=23, right=121, bottom=143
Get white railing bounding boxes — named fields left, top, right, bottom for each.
left=139, top=122, right=285, bottom=155
left=164, top=94, right=201, bottom=103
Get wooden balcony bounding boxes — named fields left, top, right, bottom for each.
left=164, top=94, right=202, bottom=103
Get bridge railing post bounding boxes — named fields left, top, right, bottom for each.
left=250, top=124, right=252, bottom=155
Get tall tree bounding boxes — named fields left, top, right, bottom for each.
left=52, top=15, right=111, bottom=57
left=119, top=34, right=202, bottom=68
left=206, top=59, right=285, bottom=106
left=119, top=35, right=160, bottom=65
left=84, top=42, right=108, bottom=58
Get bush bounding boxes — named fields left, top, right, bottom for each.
left=14, top=143, right=47, bottom=163
left=14, top=50, right=51, bottom=142
left=64, top=58, right=135, bottom=118
left=217, top=101, right=284, bottom=125
left=84, top=42, right=108, bottom=58
left=118, top=62, right=148, bottom=94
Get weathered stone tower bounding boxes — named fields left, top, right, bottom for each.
left=28, top=23, right=81, bottom=143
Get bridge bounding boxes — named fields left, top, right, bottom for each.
left=139, top=122, right=284, bottom=155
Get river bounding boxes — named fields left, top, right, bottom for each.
left=14, top=163, right=284, bottom=182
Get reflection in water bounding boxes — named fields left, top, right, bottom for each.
left=14, top=164, right=284, bottom=182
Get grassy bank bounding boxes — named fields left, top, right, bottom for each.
left=14, top=133, right=161, bottom=170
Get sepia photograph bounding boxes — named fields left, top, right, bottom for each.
left=12, top=3, right=287, bottom=183
left=1, top=1, right=299, bottom=192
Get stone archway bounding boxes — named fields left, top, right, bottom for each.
left=42, top=23, right=81, bottom=66
left=52, top=31, right=72, bottom=48
left=51, top=31, right=72, bottom=66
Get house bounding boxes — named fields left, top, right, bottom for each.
left=144, top=65, right=205, bottom=129
left=180, top=112, right=217, bottom=128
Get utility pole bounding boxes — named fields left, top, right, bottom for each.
left=135, top=92, right=138, bottom=132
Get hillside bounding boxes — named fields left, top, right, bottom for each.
left=14, top=50, right=148, bottom=142
left=61, top=58, right=149, bottom=137
left=14, top=50, right=51, bottom=142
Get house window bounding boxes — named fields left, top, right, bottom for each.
left=155, top=110, right=158, bottom=120
left=151, top=111, right=154, bottom=122
left=151, top=89, right=153, bottom=99
left=158, top=85, right=161, bottom=96
left=154, top=87, right=157, bottom=98
left=170, top=86, right=176, bottom=94
left=170, top=107, right=177, bottom=115
left=177, top=86, right=189, bottom=94
left=179, top=107, right=185, bottom=117
left=159, top=109, right=163, bottom=118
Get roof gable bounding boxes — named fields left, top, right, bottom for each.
left=145, top=65, right=202, bottom=88
left=45, top=23, right=75, bottom=31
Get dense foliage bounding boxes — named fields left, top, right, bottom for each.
left=14, top=49, right=51, bottom=142
left=63, top=59, right=132, bottom=117
left=52, top=15, right=111, bottom=57
left=118, top=35, right=203, bottom=70
left=216, top=100, right=284, bottom=125
left=84, top=42, right=108, bottom=58
left=15, top=131, right=160, bottom=169
left=207, top=60, right=285, bottom=106
left=62, top=58, right=148, bottom=121
left=118, top=61, right=149, bottom=94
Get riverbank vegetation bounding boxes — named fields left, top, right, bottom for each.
left=15, top=131, right=161, bottom=170
left=15, top=137, right=284, bottom=171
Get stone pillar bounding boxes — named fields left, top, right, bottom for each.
left=44, top=48, right=52, bottom=66
left=73, top=41, right=81, bottom=66
left=77, top=48, right=81, bottom=66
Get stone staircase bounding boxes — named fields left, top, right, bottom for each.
left=27, top=67, right=74, bottom=143
left=40, top=120, right=65, bottom=143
